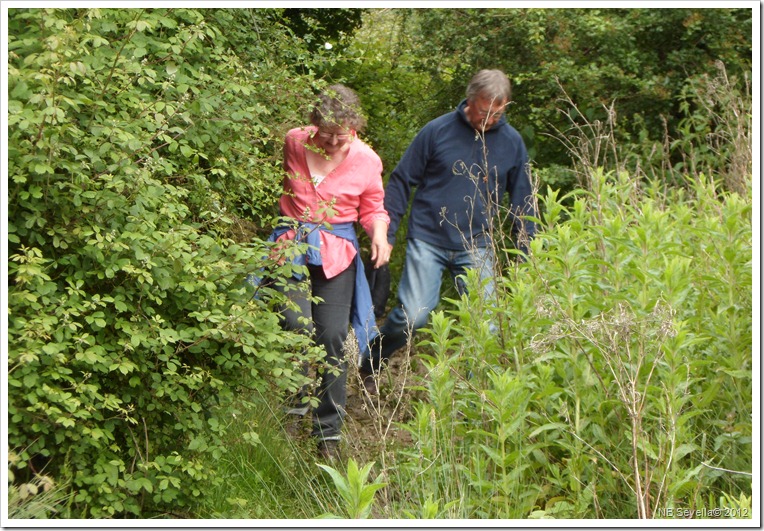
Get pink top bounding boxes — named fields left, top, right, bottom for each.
left=278, top=126, right=390, bottom=279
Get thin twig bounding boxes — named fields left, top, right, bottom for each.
left=700, top=462, right=753, bottom=477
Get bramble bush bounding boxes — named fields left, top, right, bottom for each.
left=7, top=7, right=331, bottom=516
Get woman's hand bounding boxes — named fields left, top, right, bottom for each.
left=369, top=220, right=392, bottom=269
left=268, top=236, right=291, bottom=266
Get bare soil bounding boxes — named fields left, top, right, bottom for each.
left=341, top=351, right=426, bottom=463
left=279, top=339, right=431, bottom=469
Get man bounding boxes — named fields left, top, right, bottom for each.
left=358, top=69, right=536, bottom=395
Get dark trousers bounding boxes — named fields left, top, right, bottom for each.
left=279, top=263, right=355, bottom=441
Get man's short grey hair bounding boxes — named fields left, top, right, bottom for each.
left=466, top=69, right=511, bottom=103
left=310, top=83, right=367, bottom=131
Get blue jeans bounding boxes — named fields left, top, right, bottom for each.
left=360, top=238, right=496, bottom=374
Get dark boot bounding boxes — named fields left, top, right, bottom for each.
left=317, top=439, right=341, bottom=462
left=359, top=368, right=378, bottom=397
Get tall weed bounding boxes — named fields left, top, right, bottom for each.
left=387, top=169, right=752, bottom=519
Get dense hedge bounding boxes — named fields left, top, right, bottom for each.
left=7, top=8, right=329, bottom=516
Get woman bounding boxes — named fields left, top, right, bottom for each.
left=271, top=84, right=390, bottom=460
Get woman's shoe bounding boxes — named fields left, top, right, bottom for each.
left=317, top=439, right=341, bottom=462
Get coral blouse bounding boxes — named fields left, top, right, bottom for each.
left=277, top=126, right=390, bottom=279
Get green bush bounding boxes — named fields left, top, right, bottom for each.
left=7, top=7, right=327, bottom=517
left=389, top=171, right=752, bottom=519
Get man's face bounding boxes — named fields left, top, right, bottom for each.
left=465, top=95, right=507, bottom=131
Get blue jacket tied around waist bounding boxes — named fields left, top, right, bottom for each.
left=253, top=221, right=379, bottom=361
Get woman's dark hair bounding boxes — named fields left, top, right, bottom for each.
left=310, top=84, right=367, bottom=131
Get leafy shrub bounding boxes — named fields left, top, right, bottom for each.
left=389, top=171, right=752, bottom=519
left=7, top=7, right=327, bottom=516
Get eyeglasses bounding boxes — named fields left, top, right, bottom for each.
left=317, top=130, right=352, bottom=141
left=476, top=110, right=504, bottom=120
left=475, top=106, right=508, bottom=119
left=472, top=100, right=510, bottom=120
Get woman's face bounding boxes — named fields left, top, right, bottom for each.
left=313, top=123, right=354, bottom=156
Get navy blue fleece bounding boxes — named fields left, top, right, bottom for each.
left=385, top=99, right=536, bottom=252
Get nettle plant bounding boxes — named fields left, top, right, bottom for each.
left=7, top=8, right=328, bottom=516
left=392, top=171, right=751, bottom=519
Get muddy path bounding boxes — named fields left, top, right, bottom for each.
left=340, top=348, right=430, bottom=465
